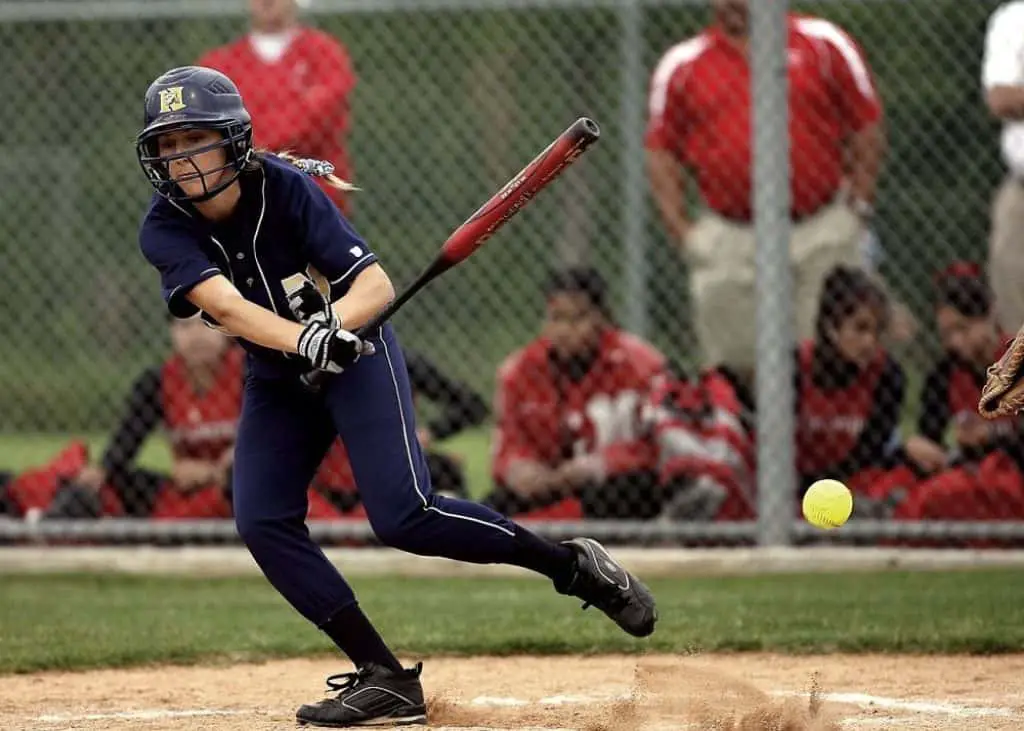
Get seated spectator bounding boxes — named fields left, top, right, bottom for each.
left=1, top=443, right=89, bottom=520
left=896, top=263, right=1024, bottom=522
left=309, top=348, right=488, bottom=518
left=44, top=315, right=243, bottom=520
left=483, top=266, right=670, bottom=520
left=793, top=266, right=908, bottom=509
left=645, top=365, right=755, bottom=521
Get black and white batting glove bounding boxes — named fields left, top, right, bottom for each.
left=297, top=321, right=375, bottom=374
left=286, top=279, right=338, bottom=328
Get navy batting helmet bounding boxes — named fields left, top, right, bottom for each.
left=135, top=66, right=254, bottom=202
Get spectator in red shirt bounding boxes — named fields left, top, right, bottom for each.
left=894, top=264, right=1024, bottom=524
left=484, top=267, right=670, bottom=520
left=793, top=266, right=905, bottom=500
left=645, top=0, right=885, bottom=397
left=645, top=365, right=755, bottom=521
left=36, top=316, right=243, bottom=520
left=197, top=0, right=357, bottom=214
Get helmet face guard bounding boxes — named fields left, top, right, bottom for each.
left=136, top=119, right=252, bottom=203
left=135, top=66, right=254, bottom=203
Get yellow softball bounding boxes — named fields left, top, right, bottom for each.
left=802, top=479, right=853, bottom=529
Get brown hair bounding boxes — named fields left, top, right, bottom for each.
left=815, top=265, right=890, bottom=344
left=934, top=261, right=991, bottom=319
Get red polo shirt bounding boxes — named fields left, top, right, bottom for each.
left=198, top=27, right=356, bottom=214
left=645, top=14, right=881, bottom=221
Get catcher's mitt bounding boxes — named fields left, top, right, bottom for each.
left=979, top=326, right=1024, bottom=418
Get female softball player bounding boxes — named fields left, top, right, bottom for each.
left=134, top=65, right=656, bottom=728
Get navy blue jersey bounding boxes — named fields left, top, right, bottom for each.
left=139, top=154, right=377, bottom=377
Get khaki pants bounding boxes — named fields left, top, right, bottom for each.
left=989, top=176, right=1024, bottom=334
left=686, top=200, right=864, bottom=374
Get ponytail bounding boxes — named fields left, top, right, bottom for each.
left=248, top=148, right=359, bottom=193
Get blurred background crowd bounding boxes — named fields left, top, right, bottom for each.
left=1, top=0, right=1023, bottom=546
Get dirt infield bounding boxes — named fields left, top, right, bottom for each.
left=3, top=653, right=1024, bottom=730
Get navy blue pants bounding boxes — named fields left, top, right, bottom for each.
left=232, top=326, right=521, bottom=626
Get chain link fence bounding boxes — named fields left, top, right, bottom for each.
left=0, top=0, right=1020, bottom=546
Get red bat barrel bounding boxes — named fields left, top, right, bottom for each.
left=302, top=117, right=601, bottom=390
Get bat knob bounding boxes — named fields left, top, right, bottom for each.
left=578, top=117, right=600, bottom=137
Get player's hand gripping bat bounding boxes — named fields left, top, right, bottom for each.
left=300, top=116, right=601, bottom=391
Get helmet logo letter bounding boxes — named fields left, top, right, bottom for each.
left=158, top=86, right=186, bottom=114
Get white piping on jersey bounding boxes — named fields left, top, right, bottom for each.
left=167, top=198, right=234, bottom=282
left=166, top=284, right=186, bottom=309
left=379, top=332, right=516, bottom=537
left=648, top=35, right=711, bottom=119
left=208, top=237, right=232, bottom=281
left=168, top=199, right=191, bottom=218
left=252, top=168, right=275, bottom=313
left=329, top=253, right=374, bottom=285
left=795, top=17, right=876, bottom=100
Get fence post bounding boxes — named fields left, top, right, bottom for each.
left=620, top=0, right=649, bottom=337
left=751, top=0, right=795, bottom=547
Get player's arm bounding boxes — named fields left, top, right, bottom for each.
left=986, top=86, right=1024, bottom=120
left=492, top=367, right=568, bottom=498
left=826, top=23, right=885, bottom=212
left=646, top=149, right=692, bottom=246
left=89, top=367, right=164, bottom=489
left=905, top=361, right=950, bottom=472
left=645, top=51, right=693, bottom=247
left=846, top=122, right=885, bottom=215
left=328, top=262, right=395, bottom=332
left=289, top=162, right=391, bottom=328
left=190, top=272, right=377, bottom=373
left=142, top=217, right=365, bottom=371
left=188, top=275, right=305, bottom=353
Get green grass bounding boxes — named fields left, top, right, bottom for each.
left=2, top=569, right=1024, bottom=674
left=0, top=432, right=172, bottom=475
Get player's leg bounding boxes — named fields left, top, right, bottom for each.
left=233, top=378, right=340, bottom=621
left=234, top=375, right=425, bottom=728
left=324, top=325, right=657, bottom=637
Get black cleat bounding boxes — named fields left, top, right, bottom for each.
left=296, top=662, right=427, bottom=728
left=558, top=537, right=657, bottom=638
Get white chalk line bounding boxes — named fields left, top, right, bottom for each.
left=35, top=708, right=250, bottom=722
left=472, top=690, right=1018, bottom=719
left=774, top=690, right=1019, bottom=718
left=471, top=693, right=630, bottom=706
left=30, top=689, right=1022, bottom=726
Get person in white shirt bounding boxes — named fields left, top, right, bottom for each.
left=983, top=1, right=1024, bottom=333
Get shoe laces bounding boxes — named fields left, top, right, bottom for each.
left=324, top=665, right=374, bottom=695
left=570, top=569, right=629, bottom=613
